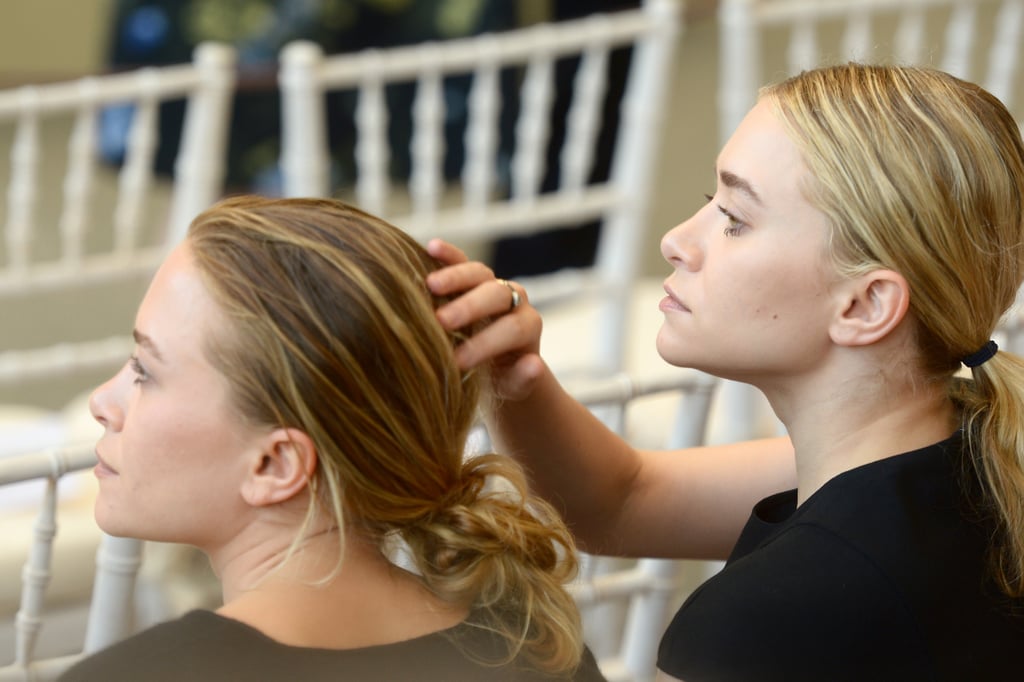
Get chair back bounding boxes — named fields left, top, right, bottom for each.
left=718, top=0, right=1024, bottom=142
left=0, top=42, right=235, bottom=415
left=0, top=446, right=142, bottom=681
left=562, top=369, right=719, bottom=682
left=278, top=1, right=681, bottom=377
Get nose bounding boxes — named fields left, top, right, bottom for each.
left=89, top=366, right=127, bottom=431
left=660, top=207, right=706, bottom=272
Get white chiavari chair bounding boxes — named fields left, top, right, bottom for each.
left=719, top=0, right=1024, bottom=142
left=0, top=446, right=141, bottom=681
left=278, top=0, right=682, bottom=382
left=557, top=369, right=719, bottom=682
left=0, top=41, right=235, bottom=449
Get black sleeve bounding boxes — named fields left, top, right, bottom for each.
left=657, top=524, right=937, bottom=682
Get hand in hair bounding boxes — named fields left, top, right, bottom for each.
left=427, top=238, right=545, bottom=401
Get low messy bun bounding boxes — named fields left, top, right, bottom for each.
left=404, top=453, right=583, bottom=674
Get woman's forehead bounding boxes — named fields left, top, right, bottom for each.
left=716, top=101, right=808, bottom=202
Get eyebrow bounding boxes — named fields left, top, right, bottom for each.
left=132, top=329, right=165, bottom=362
left=718, top=169, right=763, bottom=206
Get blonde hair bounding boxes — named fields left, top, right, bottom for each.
left=764, top=64, right=1024, bottom=596
left=187, top=196, right=583, bottom=674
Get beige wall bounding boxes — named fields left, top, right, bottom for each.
left=0, top=0, right=114, bottom=84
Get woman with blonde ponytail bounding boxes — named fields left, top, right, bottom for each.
left=60, top=196, right=605, bottom=681
left=428, top=63, right=1024, bottom=680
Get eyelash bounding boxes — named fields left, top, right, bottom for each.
left=703, top=193, right=746, bottom=236
left=129, top=355, right=148, bottom=385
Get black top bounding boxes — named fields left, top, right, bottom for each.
left=658, top=431, right=1024, bottom=681
left=59, top=609, right=608, bottom=681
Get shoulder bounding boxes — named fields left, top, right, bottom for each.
left=373, top=622, right=608, bottom=681
left=678, top=522, right=918, bottom=626
left=658, top=524, right=932, bottom=682
left=58, top=611, right=262, bottom=681
left=60, top=612, right=609, bottom=682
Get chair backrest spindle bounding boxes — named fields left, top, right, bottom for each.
left=559, top=30, right=611, bottom=195
left=112, top=73, right=159, bottom=255
left=6, top=89, right=41, bottom=277
left=58, top=80, right=99, bottom=269
left=461, top=44, right=501, bottom=214
left=354, top=62, right=389, bottom=216
left=511, top=32, right=556, bottom=205
left=410, top=65, right=445, bottom=220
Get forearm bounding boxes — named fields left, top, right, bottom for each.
left=487, top=362, right=641, bottom=554
left=489, top=363, right=797, bottom=558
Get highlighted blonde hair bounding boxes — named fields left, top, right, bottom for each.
left=765, top=64, right=1024, bottom=596
left=187, top=196, right=583, bottom=674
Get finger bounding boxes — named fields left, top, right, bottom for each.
left=427, top=260, right=495, bottom=297
left=426, top=238, right=467, bottom=265
left=452, top=303, right=542, bottom=369
left=436, top=277, right=521, bottom=330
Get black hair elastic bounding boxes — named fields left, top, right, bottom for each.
left=962, top=340, right=998, bottom=368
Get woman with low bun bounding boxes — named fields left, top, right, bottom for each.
left=60, top=196, right=604, bottom=681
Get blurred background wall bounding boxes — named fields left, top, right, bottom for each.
left=0, top=0, right=116, bottom=83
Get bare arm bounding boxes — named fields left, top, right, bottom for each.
left=488, top=360, right=793, bottom=558
left=427, top=240, right=795, bottom=559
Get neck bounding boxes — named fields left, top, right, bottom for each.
left=759, top=358, right=957, bottom=506
left=209, top=523, right=468, bottom=649
left=212, top=522, right=342, bottom=603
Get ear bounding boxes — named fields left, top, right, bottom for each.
left=829, top=269, right=910, bottom=348
left=240, top=428, right=318, bottom=507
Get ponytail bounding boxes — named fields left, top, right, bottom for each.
left=951, top=347, right=1024, bottom=596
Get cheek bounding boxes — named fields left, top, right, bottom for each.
left=717, top=250, right=828, bottom=317
left=749, top=271, right=832, bottom=331
left=124, top=401, right=217, bottom=470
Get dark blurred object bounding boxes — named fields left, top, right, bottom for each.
left=104, top=0, right=518, bottom=192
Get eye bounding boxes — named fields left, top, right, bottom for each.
left=710, top=202, right=747, bottom=237
left=703, top=193, right=714, bottom=203
left=129, top=355, right=149, bottom=385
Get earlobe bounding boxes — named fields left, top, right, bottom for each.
left=830, top=269, right=910, bottom=347
left=241, top=428, right=318, bottom=507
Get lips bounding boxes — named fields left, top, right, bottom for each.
left=661, top=283, right=691, bottom=313
left=94, top=451, right=119, bottom=477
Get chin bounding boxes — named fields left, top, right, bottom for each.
left=655, top=340, right=699, bottom=371
left=93, top=504, right=136, bottom=540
